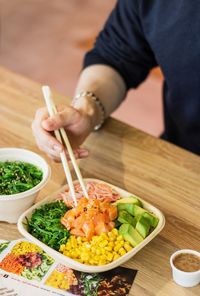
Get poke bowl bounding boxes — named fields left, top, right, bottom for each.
left=18, top=178, right=165, bottom=273
left=0, top=148, right=51, bottom=223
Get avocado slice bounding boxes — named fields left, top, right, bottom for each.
left=142, top=212, right=159, bottom=228
left=117, top=203, right=147, bottom=217
left=119, top=223, right=129, bottom=235
left=119, top=224, right=144, bottom=247
left=118, top=210, right=137, bottom=227
left=135, top=216, right=151, bottom=238
left=114, top=196, right=142, bottom=207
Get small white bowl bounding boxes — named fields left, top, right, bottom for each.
left=0, top=148, right=51, bottom=223
left=170, top=249, right=200, bottom=287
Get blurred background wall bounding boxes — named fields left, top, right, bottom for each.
left=0, top=0, right=163, bottom=136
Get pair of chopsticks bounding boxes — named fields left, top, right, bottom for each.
left=42, top=85, right=89, bottom=207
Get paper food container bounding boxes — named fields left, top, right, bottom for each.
left=0, top=148, right=51, bottom=223
left=18, top=178, right=165, bottom=273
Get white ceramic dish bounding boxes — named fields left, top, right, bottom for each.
left=170, top=249, right=200, bottom=287
left=0, top=148, right=51, bottom=223
left=18, top=178, right=165, bottom=273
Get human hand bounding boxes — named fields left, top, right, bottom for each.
left=32, top=105, right=93, bottom=162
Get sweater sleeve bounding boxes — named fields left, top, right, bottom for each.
left=83, top=0, right=157, bottom=90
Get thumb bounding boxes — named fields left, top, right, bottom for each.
left=42, top=107, right=80, bottom=131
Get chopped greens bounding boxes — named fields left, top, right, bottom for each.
left=0, top=161, right=43, bottom=195
left=26, top=201, right=70, bottom=250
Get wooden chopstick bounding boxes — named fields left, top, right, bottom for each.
left=42, top=85, right=89, bottom=202
left=42, top=86, right=77, bottom=206
left=59, top=128, right=89, bottom=199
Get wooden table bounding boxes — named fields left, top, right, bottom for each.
left=0, top=66, right=200, bottom=295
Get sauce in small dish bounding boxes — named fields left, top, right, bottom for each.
left=173, top=253, right=200, bottom=272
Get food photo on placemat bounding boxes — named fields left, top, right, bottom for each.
left=0, top=239, right=137, bottom=296
left=0, top=240, right=54, bottom=282
left=45, top=264, right=137, bottom=295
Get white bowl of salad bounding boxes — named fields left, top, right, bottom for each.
left=0, top=148, right=51, bottom=223
left=18, top=179, right=165, bottom=273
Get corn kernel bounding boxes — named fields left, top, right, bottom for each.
left=59, top=244, right=65, bottom=252
left=111, top=228, right=118, bottom=236
left=101, top=248, right=106, bottom=254
left=99, top=240, right=108, bottom=248
left=91, top=247, right=96, bottom=253
left=106, top=252, right=113, bottom=261
left=100, top=233, right=108, bottom=240
left=118, top=247, right=126, bottom=256
left=77, top=237, right=82, bottom=244
left=101, top=254, right=107, bottom=261
left=70, top=252, right=76, bottom=259
left=124, top=243, right=133, bottom=252
left=65, top=244, right=71, bottom=251
left=117, top=240, right=124, bottom=247
left=109, top=236, right=116, bottom=242
left=113, top=254, right=120, bottom=260
left=108, top=241, right=114, bottom=248
left=63, top=251, right=70, bottom=256
left=105, top=246, right=112, bottom=252
left=96, top=248, right=101, bottom=255
left=93, top=255, right=100, bottom=262
left=85, top=243, right=91, bottom=249
left=114, top=244, right=121, bottom=252
left=116, top=235, right=123, bottom=241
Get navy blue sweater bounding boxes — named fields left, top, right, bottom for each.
left=84, top=0, right=200, bottom=155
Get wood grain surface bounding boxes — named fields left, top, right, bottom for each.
left=0, top=66, right=200, bottom=295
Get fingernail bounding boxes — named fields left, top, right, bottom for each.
left=79, top=150, right=89, bottom=157
left=78, top=148, right=89, bottom=154
left=47, top=118, right=54, bottom=126
left=53, top=145, right=62, bottom=152
left=42, top=118, right=53, bottom=128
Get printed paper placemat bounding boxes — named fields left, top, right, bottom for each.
left=0, top=239, right=137, bottom=295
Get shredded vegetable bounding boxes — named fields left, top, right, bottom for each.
left=0, top=254, right=24, bottom=274
left=0, top=161, right=43, bottom=195
left=60, top=181, right=120, bottom=206
left=27, top=201, right=70, bottom=250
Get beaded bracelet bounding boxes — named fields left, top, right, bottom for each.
left=72, top=91, right=106, bottom=131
